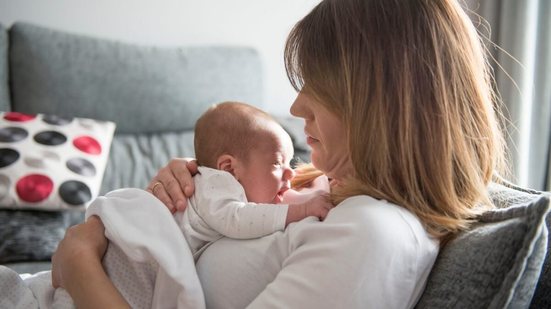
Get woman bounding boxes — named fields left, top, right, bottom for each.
left=52, top=0, right=506, bottom=307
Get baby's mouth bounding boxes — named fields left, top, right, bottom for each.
left=275, top=187, right=289, bottom=203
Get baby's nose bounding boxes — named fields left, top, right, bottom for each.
left=283, top=167, right=296, bottom=181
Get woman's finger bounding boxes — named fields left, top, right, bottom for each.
left=166, top=158, right=197, bottom=211
left=147, top=158, right=198, bottom=212
left=163, top=177, right=187, bottom=212
left=168, top=158, right=196, bottom=192
left=150, top=180, right=177, bottom=213
left=147, top=164, right=181, bottom=207
left=184, top=160, right=199, bottom=196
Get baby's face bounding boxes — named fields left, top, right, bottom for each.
left=237, top=127, right=295, bottom=204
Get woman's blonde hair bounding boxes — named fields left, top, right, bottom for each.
left=291, top=163, right=324, bottom=189
left=285, top=0, right=507, bottom=241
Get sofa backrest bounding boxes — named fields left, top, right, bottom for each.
left=8, top=22, right=263, bottom=134
left=1, top=22, right=266, bottom=265
left=7, top=22, right=265, bottom=192
left=0, top=23, right=9, bottom=111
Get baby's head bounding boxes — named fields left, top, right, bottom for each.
left=194, top=102, right=295, bottom=203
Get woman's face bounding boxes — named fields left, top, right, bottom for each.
left=290, top=90, right=353, bottom=180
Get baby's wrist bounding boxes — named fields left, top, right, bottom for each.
left=285, top=203, right=308, bottom=226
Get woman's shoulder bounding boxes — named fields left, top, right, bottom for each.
left=331, top=195, right=426, bottom=232
left=283, top=194, right=439, bottom=307
left=294, top=194, right=439, bottom=256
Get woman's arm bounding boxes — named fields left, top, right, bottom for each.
left=147, top=158, right=199, bottom=213
left=51, top=216, right=130, bottom=309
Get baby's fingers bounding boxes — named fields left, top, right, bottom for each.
left=318, top=207, right=330, bottom=221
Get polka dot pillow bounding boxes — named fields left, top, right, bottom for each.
left=0, top=112, right=116, bottom=211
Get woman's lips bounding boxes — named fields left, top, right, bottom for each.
left=306, top=136, right=319, bottom=145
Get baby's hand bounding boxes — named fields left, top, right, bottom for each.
left=285, top=191, right=334, bottom=226
left=303, top=194, right=334, bottom=221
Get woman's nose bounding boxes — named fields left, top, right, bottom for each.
left=290, top=92, right=305, bottom=117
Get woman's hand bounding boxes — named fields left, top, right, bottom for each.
left=51, top=216, right=108, bottom=289
left=147, top=157, right=199, bottom=213
left=51, top=216, right=131, bottom=308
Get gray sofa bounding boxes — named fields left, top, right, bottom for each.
left=0, top=22, right=549, bottom=308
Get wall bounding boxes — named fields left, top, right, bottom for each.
left=0, top=0, right=322, bottom=116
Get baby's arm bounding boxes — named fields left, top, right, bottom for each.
left=193, top=169, right=332, bottom=239
left=285, top=193, right=333, bottom=226
left=284, top=174, right=333, bottom=225
left=197, top=191, right=332, bottom=239
left=197, top=198, right=289, bottom=239
left=193, top=169, right=287, bottom=239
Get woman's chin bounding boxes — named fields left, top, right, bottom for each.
left=310, top=154, right=324, bottom=172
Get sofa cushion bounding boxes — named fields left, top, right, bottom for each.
left=416, top=183, right=549, bottom=309
left=0, top=112, right=115, bottom=210
left=0, top=23, right=9, bottom=111
left=0, top=209, right=83, bottom=264
left=9, top=22, right=263, bottom=134
left=488, top=182, right=551, bottom=308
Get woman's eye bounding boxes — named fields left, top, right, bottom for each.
left=274, top=162, right=282, bottom=167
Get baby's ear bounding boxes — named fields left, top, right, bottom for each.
left=217, top=154, right=236, bottom=175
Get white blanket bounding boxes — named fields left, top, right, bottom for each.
left=0, top=188, right=205, bottom=309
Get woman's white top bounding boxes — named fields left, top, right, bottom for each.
left=196, top=195, right=440, bottom=309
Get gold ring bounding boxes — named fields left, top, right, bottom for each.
left=151, top=182, right=163, bottom=194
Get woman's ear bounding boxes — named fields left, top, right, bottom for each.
left=217, top=154, right=236, bottom=175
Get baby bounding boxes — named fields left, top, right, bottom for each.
left=176, top=101, right=333, bottom=258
